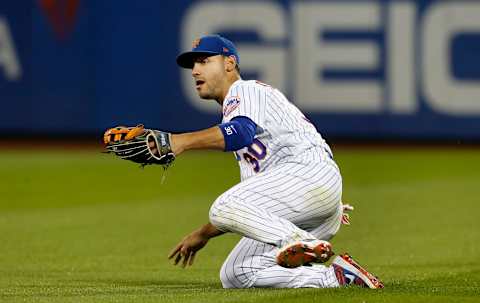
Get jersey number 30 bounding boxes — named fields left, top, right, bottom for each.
left=236, top=139, right=267, bottom=173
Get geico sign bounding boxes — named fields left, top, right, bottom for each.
left=180, top=1, right=480, bottom=116
left=0, top=16, right=21, bottom=81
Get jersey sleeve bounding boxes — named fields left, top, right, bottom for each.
left=222, top=82, right=267, bottom=129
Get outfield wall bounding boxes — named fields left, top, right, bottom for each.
left=1, top=0, right=479, bottom=139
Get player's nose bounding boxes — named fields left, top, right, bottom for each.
left=191, top=63, right=201, bottom=77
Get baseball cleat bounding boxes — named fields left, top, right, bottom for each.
left=332, top=253, right=384, bottom=289
left=276, top=240, right=334, bottom=268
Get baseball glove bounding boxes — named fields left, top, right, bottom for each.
left=103, top=124, right=175, bottom=168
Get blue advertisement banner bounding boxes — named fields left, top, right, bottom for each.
left=1, top=0, right=479, bottom=139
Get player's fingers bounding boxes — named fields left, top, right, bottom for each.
left=173, top=246, right=187, bottom=265
left=182, top=251, right=190, bottom=268
left=188, top=252, right=197, bottom=266
left=168, top=248, right=178, bottom=259
left=173, top=246, right=189, bottom=266
left=168, top=244, right=182, bottom=259
left=174, top=253, right=182, bottom=265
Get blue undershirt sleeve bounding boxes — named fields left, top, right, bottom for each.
left=218, top=116, right=257, bottom=152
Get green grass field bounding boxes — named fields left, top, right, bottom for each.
left=1, top=147, right=479, bottom=302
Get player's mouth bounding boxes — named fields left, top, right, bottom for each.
left=195, top=79, right=205, bottom=90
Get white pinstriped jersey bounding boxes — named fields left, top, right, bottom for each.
left=222, top=79, right=334, bottom=181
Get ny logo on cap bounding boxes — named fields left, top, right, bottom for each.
left=192, top=38, right=201, bottom=49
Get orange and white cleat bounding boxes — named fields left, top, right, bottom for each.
left=332, top=253, right=384, bottom=289
left=276, top=240, right=334, bottom=268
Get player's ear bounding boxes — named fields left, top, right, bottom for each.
left=224, top=55, right=237, bottom=72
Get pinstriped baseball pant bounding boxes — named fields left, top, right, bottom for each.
left=209, top=159, right=343, bottom=288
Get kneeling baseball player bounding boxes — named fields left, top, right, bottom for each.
left=104, top=35, right=383, bottom=289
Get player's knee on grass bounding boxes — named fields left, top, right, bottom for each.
left=219, top=261, right=252, bottom=289
left=219, top=269, right=239, bottom=289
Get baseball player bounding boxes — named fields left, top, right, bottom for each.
left=104, top=34, right=383, bottom=289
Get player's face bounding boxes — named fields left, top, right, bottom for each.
left=191, top=55, right=227, bottom=100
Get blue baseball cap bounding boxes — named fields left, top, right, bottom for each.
left=176, top=34, right=240, bottom=69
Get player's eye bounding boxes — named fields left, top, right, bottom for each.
left=194, top=57, right=208, bottom=65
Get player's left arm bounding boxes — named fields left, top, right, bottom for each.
left=169, top=126, right=224, bottom=155
left=168, top=116, right=257, bottom=155
left=168, top=223, right=224, bottom=267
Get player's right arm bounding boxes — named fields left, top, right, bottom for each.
left=168, top=223, right=224, bottom=267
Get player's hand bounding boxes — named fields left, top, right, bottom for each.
left=149, top=135, right=181, bottom=156
left=104, top=125, right=175, bottom=167
left=168, top=230, right=209, bottom=268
